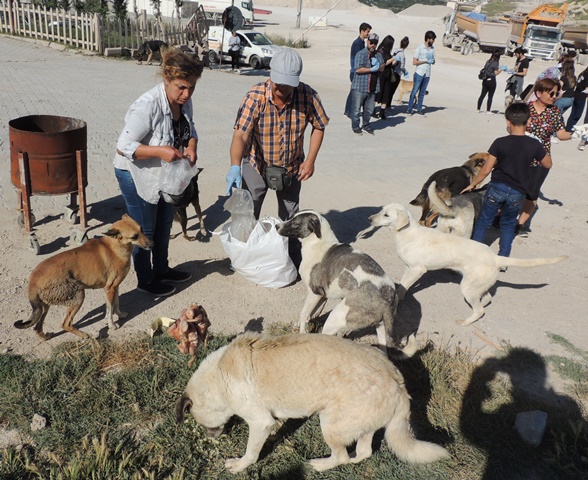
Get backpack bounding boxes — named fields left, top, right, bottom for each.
left=478, top=68, right=486, bottom=80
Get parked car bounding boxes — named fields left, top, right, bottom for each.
left=207, top=26, right=282, bottom=69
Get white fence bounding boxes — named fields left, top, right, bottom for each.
left=0, top=2, right=196, bottom=54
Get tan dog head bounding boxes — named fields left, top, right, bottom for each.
left=464, top=152, right=488, bottom=174
left=369, top=203, right=411, bottom=232
left=104, top=214, right=153, bottom=250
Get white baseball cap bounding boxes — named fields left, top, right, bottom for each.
left=270, top=48, right=303, bottom=87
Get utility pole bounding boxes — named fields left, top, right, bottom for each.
left=296, top=0, right=302, bottom=28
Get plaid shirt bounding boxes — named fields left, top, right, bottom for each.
left=351, top=48, right=383, bottom=94
left=234, top=80, right=329, bottom=176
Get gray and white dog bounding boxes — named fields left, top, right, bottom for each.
left=277, top=210, right=416, bottom=356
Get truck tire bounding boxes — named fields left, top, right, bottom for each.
left=442, top=34, right=451, bottom=47
left=208, top=50, right=218, bottom=64
left=250, top=55, right=261, bottom=69
left=461, top=42, right=469, bottom=55
left=451, top=38, right=461, bottom=51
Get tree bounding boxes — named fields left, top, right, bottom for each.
left=112, top=0, right=128, bottom=20
left=150, top=0, right=162, bottom=18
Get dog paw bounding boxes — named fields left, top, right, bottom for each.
left=309, top=457, right=341, bottom=472
left=117, top=311, right=128, bottom=319
left=225, top=457, right=252, bottom=473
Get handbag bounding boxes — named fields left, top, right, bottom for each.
left=478, top=68, right=487, bottom=80
left=265, top=165, right=292, bottom=191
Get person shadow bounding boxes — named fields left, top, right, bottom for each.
left=460, top=347, right=588, bottom=479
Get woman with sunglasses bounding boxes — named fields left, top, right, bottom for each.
left=516, top=78, right=571, bottom=237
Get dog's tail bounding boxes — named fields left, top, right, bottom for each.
left=409, top=190, right=427, bottom=207
left=427, top=181, right=453, bottom=217
left=496, top=255, right=568, bottom=269
left=385, top=389, right=449, bottom=463
left=14, top=297, right=45, bottom=330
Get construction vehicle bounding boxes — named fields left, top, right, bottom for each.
left=443, top=2, right=512, bottom=56
left=505, top=3, right=567, bottom=60
left=561, top=24, right=588, bottom=53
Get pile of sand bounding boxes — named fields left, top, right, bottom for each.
left=257, top=0, right=362, bottom=9
left=397, top=4, right=452, bottom=17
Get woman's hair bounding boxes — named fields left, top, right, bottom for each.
left=514, top=47, right=527, bottom=55
left=534, top=77, right=560, bottom=94
left=161, top=49, right=204, bottom=82
left=561, top=60, right=576, bottom=89
left=490, top=50, right=501, bottom=62
left=400, top=36, right=409, bottom=49
left=378, top=35, right=395, bottom=57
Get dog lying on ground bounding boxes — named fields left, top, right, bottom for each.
left=136, top=40, right=168, bottom=65
left=176, top=333, right=449, bottom=473
left=168, top=169, right=207, bottom=241
left=410, top=153, right=488, bottom=226
left=369, top=203, right=567, bottom=326
left=14, top=215, right=153, bottom=340
left=427, top=181, right=485, bottom=238
left=277, top=210, right=415, bottom=357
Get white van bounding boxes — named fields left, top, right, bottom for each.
left=207, top=26, right=282, bottom=69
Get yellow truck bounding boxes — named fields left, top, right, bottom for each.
left=505, top=3, right=567, bottom=60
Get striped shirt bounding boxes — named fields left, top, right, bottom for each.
left=234, top=80, right=329, bottom=176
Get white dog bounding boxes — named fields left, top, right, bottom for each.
left=176, top=333, right=449, bottom=473
left=369, top=203, right=567, bottom=326
left=277, top=210, right=416, bottom=356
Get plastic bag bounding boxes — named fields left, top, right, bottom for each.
left=223, top=189, right=256, bottom=242
left=217, top=217, right=297, bottom=289
left=160, top=158, right=197, bottom=197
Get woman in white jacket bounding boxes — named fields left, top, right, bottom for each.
left=114, top=49, right=203, bottom=297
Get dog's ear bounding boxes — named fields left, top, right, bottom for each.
left=104, top=227, right=121, bottom=239
left=309, top=215, right=322, bottom=239
left=395, top=209, right=410, bottom=232
left=175, top=394, right=193, bottom=423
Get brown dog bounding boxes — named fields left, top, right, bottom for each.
left=410, top=153, right=488, bottom=226
left=14, top=215, right=153, bottom=340
left=395, top=79, right=414, bottom=104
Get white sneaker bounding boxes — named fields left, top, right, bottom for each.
left=486, top=111, right=494, bottom=115
left=579, top=143, right=585, bottom=151
left=477, top=109, right=484, bottom=113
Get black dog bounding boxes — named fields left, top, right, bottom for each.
left=167, top=169, right=207, bottom=241
left=136, top=40, right=168, bottom=65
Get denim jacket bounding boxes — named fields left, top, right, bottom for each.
left=114, top=83, right=198, bottom=204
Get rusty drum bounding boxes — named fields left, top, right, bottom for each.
left=9, top=115, right=87, bottom=194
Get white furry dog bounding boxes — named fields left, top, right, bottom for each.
left=369, top=203, right=567, bottom=326
left=176, top=333, right=449, bottom=473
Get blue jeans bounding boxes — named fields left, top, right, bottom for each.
left=407, top=73, right=430, bottom=113
left=555, top=96, right=573, bottom=115
left=115, top=168, right=174, bottom=285
left=472, top=182, right=525, bottom=257
left=350, top=89, right=375, bottom=130
left=565, top=96, right=587, bottom=131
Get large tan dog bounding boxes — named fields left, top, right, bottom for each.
left=369, top=203, right=567, bottom=326
left=14, top=215, right=153, bottom=340
left=176, top=333, right=449, bottom=473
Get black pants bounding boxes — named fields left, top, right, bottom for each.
left=477, top=78, right=496, bottom=111
left=229, top=50, right=239, bottom=70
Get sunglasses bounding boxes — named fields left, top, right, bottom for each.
left=544, top=90, right=559, bottom=98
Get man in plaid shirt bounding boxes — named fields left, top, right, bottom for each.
left=350, top=32, right=384, bottom=135
left=226, top=48, right=329, bottom=267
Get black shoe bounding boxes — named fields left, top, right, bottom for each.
left=363, top=126, right=375, bottom=135
left=137, top=279, right=176, bottom=297
left=516, top=225, right=531, bottom=238
left=156, top=268, right=192, bottom=284
left=379, top=109, right=386, bottom=119
left=416, top=111, right=426, bottom=116
left=353, top=128, right=363, bottom=135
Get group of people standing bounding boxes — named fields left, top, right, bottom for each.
left=345, top=23, right=431, bottom=134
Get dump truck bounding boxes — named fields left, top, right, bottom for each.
left=443, top=3, right=512, bottom=56
left=505, top=3, right=567, bottom=60
left=561, top=24, right=588, bottom=53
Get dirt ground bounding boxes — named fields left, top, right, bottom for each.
left=0, top=5, right=587, bottom=396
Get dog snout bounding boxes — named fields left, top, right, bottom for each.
left=141, top=237, right=154, bottom=250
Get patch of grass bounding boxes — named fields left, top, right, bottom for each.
left=265, top=33, right=310, bottom=49
left=1, top=333, right=587, bottom=478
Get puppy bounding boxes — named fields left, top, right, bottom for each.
left=427, top=181, right=485, bottom=238
left=136, top=40, right=168, bottom=65
left=395, top=79, right=429, bottom=104
left=410, top=153, right=488, bottom=226
left=277, top=210, right=414, bottom=356
left=169, top=169, right=207, bottom=241
left=369, top=203, right=567, bottom=326
left=176, top=333, right=449, bottom=473
left=14, top=215, right=153, bottom=340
